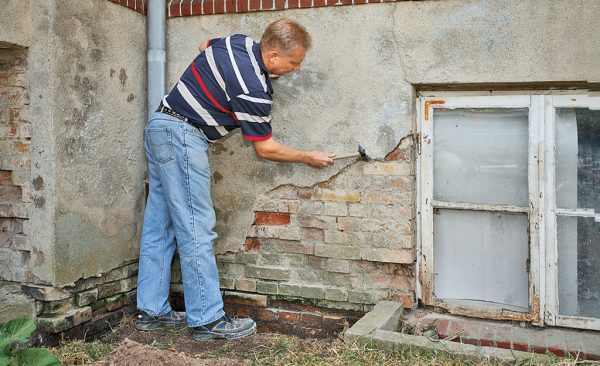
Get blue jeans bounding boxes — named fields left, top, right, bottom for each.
left=137, top=112, right=224, bottom=327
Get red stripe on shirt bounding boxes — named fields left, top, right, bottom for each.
left=243, top=133, right=272, bottom=141
left=190, top=61, right=240, bottom=126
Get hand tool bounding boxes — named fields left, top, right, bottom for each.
left=332, top=145, right=370, bottom=161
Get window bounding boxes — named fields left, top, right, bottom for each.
left=417, top=93, right=600, bottom=330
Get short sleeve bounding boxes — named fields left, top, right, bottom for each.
left=230, top=91, right=273, bottom=141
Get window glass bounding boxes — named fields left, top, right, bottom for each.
left=433, top=108, right=529, bottom=206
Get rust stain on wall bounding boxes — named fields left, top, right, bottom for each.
left=424, top=100, right=445, bottom=121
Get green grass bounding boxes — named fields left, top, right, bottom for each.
left=50, top=339, right=114, bottom=366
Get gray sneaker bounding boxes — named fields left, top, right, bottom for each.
left=191, top=315, right=256, bottom=340
left=136, top=310, right=187, bottom=331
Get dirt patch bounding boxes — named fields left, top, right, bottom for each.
left=91, top=338, right=246, bottom=366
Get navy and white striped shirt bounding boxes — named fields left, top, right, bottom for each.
left=162, top=34, right=274, bottom=142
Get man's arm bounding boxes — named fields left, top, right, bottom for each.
left=253, top=138, right=335, bottom=169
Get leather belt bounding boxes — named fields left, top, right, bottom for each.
left=155, top=104, right=205, bottom=131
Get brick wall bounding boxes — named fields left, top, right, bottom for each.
left=110, top=0, right=402, bottom=16
left=0, top=43, right=32, bottom=283
left=170, top=138, right=417, bottom=335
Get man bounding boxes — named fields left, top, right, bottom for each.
left=136, top=19, right=335, bottom=341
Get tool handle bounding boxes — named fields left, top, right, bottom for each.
left=332, top=152, right=361, bottom=160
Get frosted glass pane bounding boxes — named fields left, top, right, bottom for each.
left=433, top=109, right=529, bottom=206
left=556, top=109, right=600, bottom=211
left=434, top=209, right=529, bottom=309
left=557, top=216, right=600, bottom=319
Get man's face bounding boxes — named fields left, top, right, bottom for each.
left=265, top=47, right=307, bottom=77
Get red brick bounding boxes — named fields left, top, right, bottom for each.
left=274, top=0, right=284, bottom=9
left=249, top=0, right=260, bottom=10
left=245, top=237, right=260, bottom=251
left=299, top=0, right=311, bottom=7
left=180, top=1, right=192, bottom=16
left=531, top=346, right=547, bottom=355
left=390, top=293, right=414, bottom=309
left=257, top=308, right=278, bottom=321
left=436, top=319, right=449, bottom=336
left=0, top=185, right=22, bottom=200
left=280, top=311, right=301, bottom=324
left=323, top=315, right=345, bottom=329
left=254, top=212, right=290, bottom=226
left=326, top=0, right=337, bottom=5
left=260, top=0, right=273, bottom=9
left=354, top=0, right=365, bottom=4
left=342, top=0, right=353, bottom=4
left=214, top=0, right=225, bottom=13
left=224, top=0, right=236, bottom=12
left=496, top=340, right=511, bottom=350
left=170, top=0, right=182, bottom=16
left=314, top=0, right=326, bottom=6
left=461, top=338, right=478, bottom=346
left=547, top=347, right=566, bottom=357
left=0, top=171, right=12, bottom=185
left=0, top=75, right=8, bottom=86
left=9, top=108, right=20, bottom=122
left=479, top=339, right=494, bottom=347
left=301, top=313, right=323, bottom=328
left=512, top=341, right=529, bottom=352
left=119, top=0, right=128, bottom=5
left=586, top=353, right=600, bottom=361
left=203, top=0, right=215, bottom=13
left=238, top=0, right=249, bottom=12
left=191, top=0, right=202, bottom=14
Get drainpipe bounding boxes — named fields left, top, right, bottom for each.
left=147, top=0, right=166, bottom=118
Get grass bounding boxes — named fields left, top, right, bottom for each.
left=49, top=339, right=114, bottom=365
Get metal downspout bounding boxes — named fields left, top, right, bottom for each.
left=147, top=0, right=166, bottom=118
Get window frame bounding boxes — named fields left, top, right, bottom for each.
left=417, top=92, right=600, bottom=329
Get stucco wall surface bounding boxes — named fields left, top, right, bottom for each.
left=51, top=1, right=147, bottom=285
left=167, top=0, right=597, bottom=255
left=1, top=0, right=147, bottom=287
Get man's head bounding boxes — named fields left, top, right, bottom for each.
left=260, top=19, right=312, bottom=77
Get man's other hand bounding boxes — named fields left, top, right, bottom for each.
left=199, top=40, right=210, bottom=52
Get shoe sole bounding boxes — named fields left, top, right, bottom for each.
left=191, top=323, right=257, bottom=341
left=136, top=321, right=187, bottom=331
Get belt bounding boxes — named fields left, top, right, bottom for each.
left=155, top=104, right=205, bottom=131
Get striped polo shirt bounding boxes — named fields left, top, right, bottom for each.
left=162, top=34, right=274, bottom=142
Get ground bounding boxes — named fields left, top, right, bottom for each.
left=51, top=314, right=592, bottom=366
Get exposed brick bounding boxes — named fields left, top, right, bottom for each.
left=255, top=211, right=290, bottom=225
left=278, top=284, right=303, bottom=297
left=256, top=281, right=278, bottom=294
left=21, top=284, right=71, bottom=301
left=75, top=289, right=98, bottom=307
left=261, top=238, right=314, bottom=254
left=295, top=214, right=334, bottom=229
left=288, top=0, right=299, bottom=7
left=219, top=277, right=235, bottom=289
left=37, top=307, right=92, bottom=333
left=246, top=265, right=290, bottom=281
left=547, top=347, right=566, bottom=357
left=257, top=308, right=279, bottom=321
left=323, top=314, right=346, bottom=329
left=0, top=171, right=11, bottom=185
left=214, top=0, right=225, bottom=13
left=326, top=258, right=350, bottom=273
left=301, top=228, right=323, bottom=241
left=301, top=313, right=323, bottom=327
left=201, top=0, right=214, bottom=13
left=97, top=281, right=123, bottom=299
left=223, top=291, right=267, bottom=306
left=225, top=0, right=236, bottom=12
left=326, top=0, right=338, bottom=5
left=361, top=248, right=414, bottom=264
left=363, top=162, right=410, bottom=176
left=314, top=189, right=360, bottom=203
left=313, top=0, right=326, bottom=6
left=324, top=287, right=347, bottom=302
left=301, top=286, right=325, bottom=299
left=191, top=0, right=202, bottom=14
left=238, top=0, right=249, bottom=12
left=169, top=0, right=181, bottom=16
left=315, top=244, right=360, bottom=260
left=260, top=0, right=273, bottom=9
left=268, top=185, right=312, bottom=200
left=245, top=237, right=260, bottom=251
left=235, top=278, right=257, bottom=292
left=323, top=230, right=348, bottom=244
left=299, top=0, right=311, bottom=6
left=324, top=202, right=348, bottom=216
left=337, top=217, right=361, bottom=231
left=280, top=311, right=301, bottom=324
left=278, top=200, right=299, bottom=213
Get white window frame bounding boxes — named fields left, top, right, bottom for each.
left=544, top=94, right=600, bottom=331
left=417, top=92, right=598, bottom=330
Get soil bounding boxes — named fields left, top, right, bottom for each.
left=89, top=314, right=330, bottom=365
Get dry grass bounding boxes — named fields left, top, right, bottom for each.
left=50, top=339, right=114, bottom=365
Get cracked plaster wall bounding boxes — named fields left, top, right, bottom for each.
left=1, top=0, right=147, bottom=287
left=167, top=0, right=597, bottom=255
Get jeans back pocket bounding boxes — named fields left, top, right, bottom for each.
left=146, top=128, right=174, bottom=164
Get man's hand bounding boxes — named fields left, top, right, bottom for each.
left=304, top=151, right=337, bottom=169
left=253, top=138, right=335, bottom=169
left=199, top=40, right=210, bottom=52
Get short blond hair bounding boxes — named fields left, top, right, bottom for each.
left=260, top=19, right=312, bottom=55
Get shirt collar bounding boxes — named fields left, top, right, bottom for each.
left=253, top=42, right=273, bottom=94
